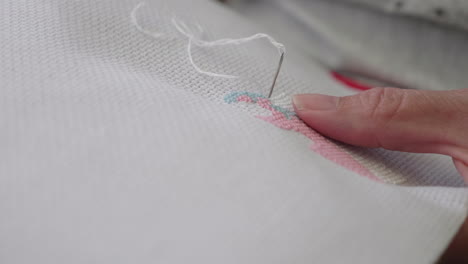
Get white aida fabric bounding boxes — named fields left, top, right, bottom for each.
left=0, top=0, right=467, bottom=263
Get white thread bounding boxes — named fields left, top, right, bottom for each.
left=171, top=17, right=285, bottom=79
left=131, top=2, right=286, bottom=81
left=172, top=17, right=285, bottom=55
left=131, top=2, right=164, bottom=38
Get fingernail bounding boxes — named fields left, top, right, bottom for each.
left=293, top=94, right=339, bottom=111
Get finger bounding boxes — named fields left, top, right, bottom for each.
left=453, top=159, right=468, bottom=181
left=439, top=217, right=468, bottom=263
left=292, top=88, right=468, bottom=162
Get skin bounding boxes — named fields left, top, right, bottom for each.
left=293, top=87, right=468, bottom=263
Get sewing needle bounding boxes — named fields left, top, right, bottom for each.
left=268, top=51, right=284, bottom=99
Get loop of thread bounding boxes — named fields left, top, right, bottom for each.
left=130, top=2, right=164, bottom=39
left=131, top=2, right=285, bottom=81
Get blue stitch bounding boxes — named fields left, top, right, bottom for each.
left=224, top=91, right=297, bottom=119
left=224, top=91, right=266, bottom=104
left=271, top=105, right=296, bottom=119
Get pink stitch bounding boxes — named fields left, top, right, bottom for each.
left=255, top=99, right=379, bottom=182
left=237, top=95, right=254, bottom=103
left=256, top=98, right=275, bottom=112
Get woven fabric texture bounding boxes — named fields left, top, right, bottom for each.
left=0, top=0, right=467, bottom=263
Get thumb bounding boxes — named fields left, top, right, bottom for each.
left=293, top=88, right=468, bottom=179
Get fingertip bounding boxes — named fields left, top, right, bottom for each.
left=292, top=94, right=339, bottom=112
left=453, top=159, right=468, bottom=183
left=292, top=92, right=379, bottom=148
left=292, top=93, right=361, bottom=144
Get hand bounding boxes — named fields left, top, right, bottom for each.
left=292, top=87, right=468, bottom=262
left=293, top=88, right=468, bottom=179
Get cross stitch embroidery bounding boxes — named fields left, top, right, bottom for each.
left=225, top=92, right=380, bottom=182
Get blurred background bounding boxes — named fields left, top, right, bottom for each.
left=216, top=0, right=468, bottom=92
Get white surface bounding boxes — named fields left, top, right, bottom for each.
left=0, top=0, right=467, bottom=263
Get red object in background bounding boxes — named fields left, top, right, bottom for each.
left=331, top=71, right=374, bottom=91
